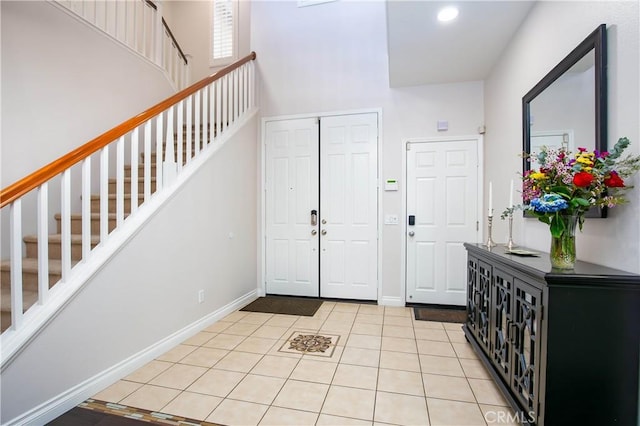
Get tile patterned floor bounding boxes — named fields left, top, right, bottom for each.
left=93, top=302, right=518, bottom=425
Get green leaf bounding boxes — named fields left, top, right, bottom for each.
left=549, top=214, right=566, bottom=238
left=551, top=186, right=571, bottom=196
left=573, top=197, right=591, bottom=206
left=535, top=213, right=551, bottom=225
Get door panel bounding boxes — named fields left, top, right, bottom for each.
left=406, top=139, right=479, bottom=305
left=320, top=113, right=378, bottom=300
left=265, top=118, right=319, bottom=297
left=265, top=113, right=378, bottom=301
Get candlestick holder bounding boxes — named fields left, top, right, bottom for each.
left=505, top=212, right=517, bottom=251
left=485, top=214, right=497, bottom=248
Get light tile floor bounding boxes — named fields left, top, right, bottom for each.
left=93, top=302, right=518, bottom=425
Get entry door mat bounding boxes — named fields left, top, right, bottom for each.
left=414, top=306, right=467, bottom=323
left=49, top=399, right=221, bottom=425
left=240, top=296, right=323, bottom=316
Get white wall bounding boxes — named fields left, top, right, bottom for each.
left=251, top=0, right=485, bottom=302
left=485, top=1, right=640, bottom=273
left=1, top=1, right=177, bottom=257
left=1, top=1, right=175, bottom=188
left=163, top=0, right=252, bottom=83
left=0, top=115, right=258, bottom=423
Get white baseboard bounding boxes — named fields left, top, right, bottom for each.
left=5, top=289, right=258, bottom=426
left=379, top=296, right=405, bottom=307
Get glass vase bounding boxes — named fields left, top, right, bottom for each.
left=549, top=213, right=578, bottom=269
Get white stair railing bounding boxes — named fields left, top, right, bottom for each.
left=0, top=53, right=256, bottom=364
left=53, top=0, right=190, bottom=89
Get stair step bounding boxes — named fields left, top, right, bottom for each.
left=108, top=177, right=157, bottom=194
left=23, top=234, right=100, bottom=261
left=0, top=287, right=39, bottom=333
left=0, top=258, right=67, bottom=292
left=124, top=163, right=157, bottom=177
left=90, top=193, right=145, bottom=213
left=55, top=213, right=120, bottom=234
left=144, top=150, right=196, bottom=164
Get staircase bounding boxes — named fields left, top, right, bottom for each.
left=0, top=129, right=208, bottom=332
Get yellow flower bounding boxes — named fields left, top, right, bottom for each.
left=530, top=171, right=546, bottom=180
left=576, top=156, right=594, bottom=166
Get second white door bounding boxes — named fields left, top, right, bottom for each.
left=406, top=138, right=480, bottom=306
left=265, top=113, right=378, bottom=300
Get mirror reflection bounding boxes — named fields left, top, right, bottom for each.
left=522, top=24, right=607, bottom=217
left=528, top=51, right=595, bottom=169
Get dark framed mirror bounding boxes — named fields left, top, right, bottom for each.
left=522, top=24, right=607, bottom=218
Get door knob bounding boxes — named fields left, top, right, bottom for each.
left=408, top=231, right=415, bottom=237
left=322, top=219, right=327, bottom=224
left=311, top=230, right=317, bottom=236
left=321, top=229, right=327, bottom=235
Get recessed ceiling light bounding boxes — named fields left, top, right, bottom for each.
left=437, top=6, right=459, bottom=23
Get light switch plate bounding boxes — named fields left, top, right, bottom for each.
left=384, top=214, right=399, bottom=225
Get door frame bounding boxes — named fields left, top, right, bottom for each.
left=259, top=108, right=383, bottom=302
left=401, top=135, right=484, bottom=306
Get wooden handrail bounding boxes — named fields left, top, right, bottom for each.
left=144, top=0, right=188, bottom=65
left=0, top=52, right=256, bottom=208
left=162, top=17, right=188, bottom=65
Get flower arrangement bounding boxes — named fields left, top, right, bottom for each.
left=517, top=137, right=640, bottom=235
left=503, top=137, right=640, bottom=268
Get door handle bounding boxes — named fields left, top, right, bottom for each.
left=408, top=231, right=415, bottom=237
left=311, top=210, right=317, bottom=226
left=311, top=230, right=317, bottom=236
left=321, top=229, right=327, bottom=235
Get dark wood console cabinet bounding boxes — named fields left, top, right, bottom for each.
left=463, top=243, right=640, bottom=425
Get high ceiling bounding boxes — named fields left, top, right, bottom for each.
left=386, top=1, right=536, bottom=87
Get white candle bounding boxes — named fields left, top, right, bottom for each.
left=488, top=181, right=493, bottom=216
left=509, top=179, right=514, bottom=208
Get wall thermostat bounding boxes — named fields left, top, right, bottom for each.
left=385, top=179, right=399, bottom=191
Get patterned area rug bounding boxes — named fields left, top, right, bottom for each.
left=414, top=306, right=467, bottom=323
left=50, top=399, right=221, bottom=425
left=240, top=296, right=323, bottom=316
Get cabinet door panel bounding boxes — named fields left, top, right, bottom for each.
left=491, top=268, right=513, bottom=383
left=511, top=278, right=542, bottom=417
left=476, top=260, right=492, bottom=353
left=466, top=256, right=479, bottom=333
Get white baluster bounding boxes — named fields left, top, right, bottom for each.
left=202, top=87, right=208, bottom=148
left=38, top=183, right=49, bottom=304
left=216, top=79, right=222, bottom=139
left=116, top=136, right=125, bottom=225
left=234, top=69, right=239, bottom=122
left=194, top=91, right=201, bottom=155
left=240, top=65, right=246, bottom=115
left=144, top=121, right=152, bottom=201
left=156, top=113, right=164, bottom=191
left=100, top=145, right=109, bottom=242
left=247, top=61, right=256, bottom=108
left=164, top=106, right=176, bottom=185
left=186, top=95, right=193, bottom=164
left=61, top=169, right=72, bottom=282
left=244, top=64, right=249, bottom=112
left=10, top=199, right=23, bottom=330
left=177, top=100, right=184, bottom=173
left=222, top=74, right=228, bottom=133
left=130, top=127, right=139, bottom=214
left=209, top=83, right=215, bottom=144
left=81, top=158, right=91, bottom=260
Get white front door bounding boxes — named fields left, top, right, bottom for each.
left=320, top=114, right=378, bottom=300
left=265, top=113, right=378, bottom=300
left=406, top=138, right=480, bottom=306
left=265, top=118, right=320, bottom=297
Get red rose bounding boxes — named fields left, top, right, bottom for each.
left=604, top=171, right=625, bottom=187
left=573, top=171, right=594, bottom=187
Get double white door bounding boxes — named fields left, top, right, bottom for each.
left=406, top=139, right=480, bottom=306
left=265, top=113, right=378, bottom=300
